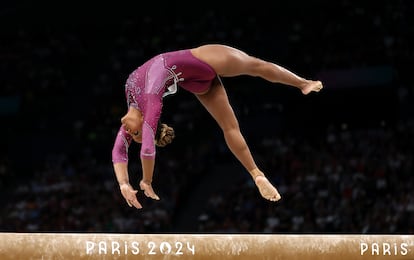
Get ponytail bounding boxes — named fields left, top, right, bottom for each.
left=155, top=122, right=175, bottom=147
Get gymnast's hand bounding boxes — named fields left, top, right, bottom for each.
left=139, top=180, right=160, bottom=201
left=119, top=183, right=143, bottom=209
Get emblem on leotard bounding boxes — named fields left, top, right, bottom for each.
left=126, top=83, right=139, bottom=108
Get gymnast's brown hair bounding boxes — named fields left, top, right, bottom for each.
left=155, top=122, right=175, bottom=147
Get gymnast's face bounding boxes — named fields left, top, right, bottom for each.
left=121, top=107, right=143, bottom=143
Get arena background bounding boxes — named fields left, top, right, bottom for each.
left=0, top=0, right=413, bottom=234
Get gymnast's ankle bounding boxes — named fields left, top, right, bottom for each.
left=249, top=168, right=265, bottom=180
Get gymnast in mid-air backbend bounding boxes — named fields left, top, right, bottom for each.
left=112, top=44, right=323, bottom=209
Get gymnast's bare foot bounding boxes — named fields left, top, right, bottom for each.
left=301, top=80, right=323, bottom=95
left=255, top=175, right=281, bottom=202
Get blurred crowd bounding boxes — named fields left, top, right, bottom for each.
left=198, top=122, right=414, bottom=233
left=0, top=1, right=413, bottom=233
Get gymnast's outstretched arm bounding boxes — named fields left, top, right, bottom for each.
left=137, top=94, right=163, bottom=201
left=114, top=163, right=142, bottom=209
left=112, top=126, right=142, bottom=209
left=139, top=158, right=160, bottom=200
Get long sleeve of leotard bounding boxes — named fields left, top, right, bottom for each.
left=140, top=93, right=163, bottom=160
left=112, top=126, right=133, bottom=163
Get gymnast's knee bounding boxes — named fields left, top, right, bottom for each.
left=221, top=123, right=241, bottom=137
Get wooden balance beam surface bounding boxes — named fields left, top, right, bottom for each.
left=0, top=233, right=412, bottom=259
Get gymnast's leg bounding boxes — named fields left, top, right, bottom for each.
left=191, top=44, right=322, bottom=95
left=196, top=78, right=281, bottom=202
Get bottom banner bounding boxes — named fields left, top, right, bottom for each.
left=0, top=233, right=412, bottom=259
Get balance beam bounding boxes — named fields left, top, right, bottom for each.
left=0, top=233, right=412, bottom=259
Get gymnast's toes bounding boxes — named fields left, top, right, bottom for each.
left=255, top=176, right=281, bottom=202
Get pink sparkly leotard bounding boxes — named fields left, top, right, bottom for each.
left=112, top=49, right=217, bottom=163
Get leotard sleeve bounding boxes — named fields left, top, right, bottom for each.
left=112, top=126, right=133, bottom=163
left=140, top=93, right=162, bottom=160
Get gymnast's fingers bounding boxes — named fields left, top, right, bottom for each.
left=126, top=190, right=142, bottom=209
left=128, top=198, right=142, bottom=209
left=143, top=187, right=160, bottom=201
left=139, top=181, right=160, bottom=200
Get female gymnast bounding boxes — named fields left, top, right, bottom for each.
left=112, top=44, right=323, bottom=209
